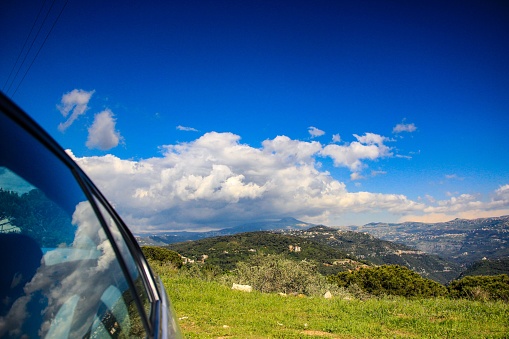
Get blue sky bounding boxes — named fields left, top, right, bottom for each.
left=1, top=0, right=508, bottom=232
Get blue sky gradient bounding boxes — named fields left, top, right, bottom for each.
left=1, top=0, right=508, bottom=231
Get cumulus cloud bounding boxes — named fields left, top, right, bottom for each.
left=493, top=184, right=509, bottom=202
left=393, top=122, right=416, bottom=133
left=320, top=133, right=392, bottom=177
left=308, top=126, right=325, bottom=138
left=57, top=89, right=95, bottom=132
left=177, top=125, right=198, bottom=132
left=68, top=132, right=430, bottom=231
left=85, top=109, right=123, bottom=151
left=332, top=134, right=341, bottom=143
left=67, top=129, right=509, bottom=231
left=262, top=135, right=322, bottom=164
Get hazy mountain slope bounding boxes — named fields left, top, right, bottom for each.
left=280, top=226, right=461, bottom=284
left=135, top=217, right=314, bottom=245
left=349, top=216, right=509, bottom=265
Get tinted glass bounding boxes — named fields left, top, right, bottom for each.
left=0, top=109, right=147, bottom=337
left=93, top=195, right=152, bottom=332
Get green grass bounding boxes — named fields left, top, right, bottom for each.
left=160, top=272, right=509, bottom=338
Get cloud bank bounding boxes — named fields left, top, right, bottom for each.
left=66, top=132, right=509, bottom=232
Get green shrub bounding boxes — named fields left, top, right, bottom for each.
left=329, top=265, right=447, bottom=298
left=232, top=253, right=343, bottom=296
left=141, top=246, right=183, bottom=269
left=179, top=262, right=224, bottom=281
left=448, top=274, right=509, bottom=301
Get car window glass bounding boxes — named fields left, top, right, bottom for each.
left=0, top=111, right=147, bottom=337
left=92, top=195, right=152, bottom=333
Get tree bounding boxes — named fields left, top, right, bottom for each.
left=234, top=253, right=331, bottom=295
left=448, top=274, right=509, bottom=301
left=141, top=246, right=183, bottom=269
left=329, top=265, right=447, bottom=298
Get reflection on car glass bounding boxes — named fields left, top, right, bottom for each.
left=0, top=169, right=74, bottom=248
left=0, top=174, right=132, bottom=337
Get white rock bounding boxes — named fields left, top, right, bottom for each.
left=232, top=283, right=252, bottom=292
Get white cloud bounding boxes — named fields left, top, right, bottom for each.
left=85, top=109, right=123, bottom=151
left=332, top=134, right=341, bottom=143
left=320, top=133, right=392, bottom=174
left=425, top=195, right=436, bottom=203
left=57, top=89, right=95, bottom=132
left=69, top=132, right=427, bottom=231
left=353, top=133, right=388, bottom=145
left=493, top=184, right=509, bottom=202
left=445, top=174, right=464, bottom=180
left=68, top=130, right=509, bottom=231
left=371, top=170, right=387, bottom=177
left=308, top=126, right=325, bottom=138
left=350, top=172, right=364, bottom=181
left=177, top=125, right=198, bottom=132
left=393, top=122, right=416, bottom=133
left=262, top=135, right=322, bottom=164
left=400, top=186, right=509, bottom=223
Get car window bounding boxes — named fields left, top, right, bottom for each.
left=0, top=109, right=148, bottom=337
left=92, top=194, right=153, bottom=333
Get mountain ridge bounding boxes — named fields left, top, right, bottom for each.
left=348, top=215, right=509, bottom=265
left=136, top=215, right=509, bottom=278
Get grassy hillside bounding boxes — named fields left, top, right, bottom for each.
left=160, top=271, right=509, bottom=338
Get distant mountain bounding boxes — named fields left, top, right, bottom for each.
left=348, top=215, right=509, bottom=265
left=219, top=217, right=314, bottom=234
left=135, top=217, right=314, bottom=245
left=280, top=225, right=461, bottom=284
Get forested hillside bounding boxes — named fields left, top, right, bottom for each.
left=165, top=231, right=367, bottom=275
left=458, top=258, right=509, bottom=278
left=165, top=228, right=463, bottom=283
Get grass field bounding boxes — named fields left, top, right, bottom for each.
left=160, top=272, right=509, bottom=338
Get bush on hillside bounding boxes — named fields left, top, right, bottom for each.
left=142, top=246, right=183, bottom=269
left=329, top=265, right=447, bottom=298
left=179, top=262, right=224, bottom=282
left=448, top=274, right=509, bottom=301
left=233, top=253, right=343, bottom=296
